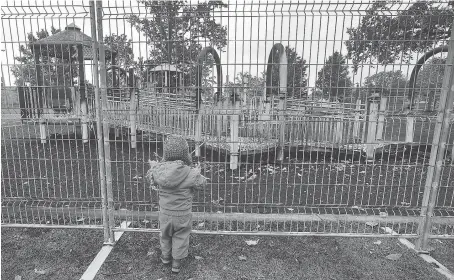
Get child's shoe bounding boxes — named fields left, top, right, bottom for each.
left=160, top=254, right=171, bottom=265
left=172, top=259, right=182, bottom=273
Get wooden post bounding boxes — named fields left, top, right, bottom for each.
left=33, top=46, right=47, bottom=143
left=194, top=108, right=202, bottom=157
left=366, top=93, right=380, bottom=161
left=129, top=68, right=137, bottom=149
left=130, top=92, right=137, bottom=148
left=427, top=89, right=435, bottom=111
left=298, top=105, right=306, bottom=142
left=114, top=127, right=121, bottom=138
left=74, top=88, right=81, bottom=117
left=335, top=116, right=344, bottom=145
left=272, top=44, right=288, bottom=162
left=376, top=97, right=387, bottom=141
left=230, top=101, right=240, bottom=169
left=77, top=44, right=89, bottom=143
left=39, top=120, right=47, bottom=144
left=405, top=116, right=415, bottom=143
left=216, top=102, right=222, bottom=138
left=70, top=87, right=76, bottom=113
left=352, top=99, right=362, bottom=141
left=81, top=99, right=89, bottom=143
left=111, top=53, right=117, bottom=87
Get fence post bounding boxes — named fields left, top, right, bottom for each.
left=230, top=100, right=240, bottom=169
left=96, top=0, right=115, bottom=244
left=405, top=116, right=415, bottom=143
left=416, top=27, right=454, bottom=252
left=366, top=93, right=380, bottom=161
left=376, top=97, right=387, bottom=141
left=129, top=68, right=137, bottom=149
left=89, top=0, right=111, bottom=244
left=452, top=138, right=454, bottom=162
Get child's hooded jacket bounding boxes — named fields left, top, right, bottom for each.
left=150, top=160, right=206, bottom=216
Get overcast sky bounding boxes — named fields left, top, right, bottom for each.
left=1, top=0, right=446, bottom=88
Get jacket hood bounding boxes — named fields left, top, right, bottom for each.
left=151, top=161, right=191, bottom=189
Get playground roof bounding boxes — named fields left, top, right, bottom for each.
left=150, top=63, right=184, bottom=73
left=31, top=23, right=114, bottom=60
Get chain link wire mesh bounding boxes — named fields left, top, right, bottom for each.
left=1, top=1, right=453, bottom=245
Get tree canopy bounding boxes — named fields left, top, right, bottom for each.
left=416, top=57, right=446, bottom=90
left=315, top=51, right=353, bottom=102
left=224, top=72, right=264, bottom=103
left=364, top=70, right=408, bottom=90
left=128, top=0, right=228, bottom=86
left=104, top=34, right=135, bottom=87
left=345, top=1, right=454, bottom=72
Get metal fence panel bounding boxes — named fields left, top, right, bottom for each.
left=94, top=1, right=454, bottom=242
left=1, top=2, right=110, bottom=241
left=1, top=1, right=453, bottom=248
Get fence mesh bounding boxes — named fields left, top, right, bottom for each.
left=1, top=1, right=453, bottom=243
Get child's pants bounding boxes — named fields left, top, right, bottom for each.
left=159, top=212, right=192, bottom=260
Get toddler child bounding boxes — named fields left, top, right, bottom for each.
left=147, top=136, right=206, bottom=273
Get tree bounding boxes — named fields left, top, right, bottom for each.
left=224, top=72, right=265, bottom=103
left=364, top=70, right=408, bottom=90
left=416, top=57, right=446, bottom=90
left=315, top=51, right=353, bottom=102
left=104, top=34, right=135, bottom=87
left=415, top=57, right=446, bottom=109
left=128, top=0, right=228, bottom=86
left=266, top=46, right=308, bottom=99
left=345, top=1, right=454, bottom=72
left=105, top=34, right=134, bottom=67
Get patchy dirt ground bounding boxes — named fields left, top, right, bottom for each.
left=2, top=227, right=452, bottom=280
left=2, top=127, right=453, bottom=236
left=2, top=128, right=453, bottom=208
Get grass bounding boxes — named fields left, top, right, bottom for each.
left=2, top=227, right=452, bottom=280
left=96, top=233, right=452, bottom=280
left=1, top=227, right=104, bottom=280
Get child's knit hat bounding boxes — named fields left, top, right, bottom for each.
left=163, top=136, right=192, bottom=166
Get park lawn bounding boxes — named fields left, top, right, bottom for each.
left=97, top=231, right=453, bottom=280
left=1, top=227, right=104, bottom=280
left=1, top=227, right=452, bottom=280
